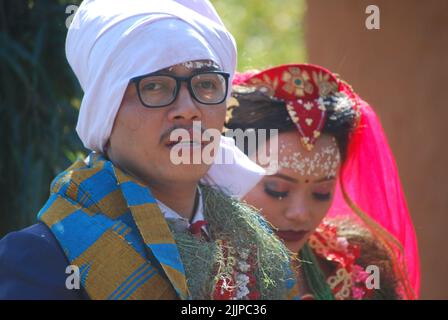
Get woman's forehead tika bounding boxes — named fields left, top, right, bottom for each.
left=276, top=137, right=341, bottom=179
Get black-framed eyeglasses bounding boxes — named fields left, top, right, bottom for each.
left=130, top=71, right=230, bottom=108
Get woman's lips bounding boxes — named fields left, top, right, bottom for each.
left=275, top=230, right=309, bottom=242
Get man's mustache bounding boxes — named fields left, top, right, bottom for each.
left=159, top=123, right=207, bottom=144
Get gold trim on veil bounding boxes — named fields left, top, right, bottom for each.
left=340, top=180, right=416, bottom=299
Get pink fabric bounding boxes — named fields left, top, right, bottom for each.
left=233, top=71, right=259, bottom=85
left=328, top=87, right=420, bottom=298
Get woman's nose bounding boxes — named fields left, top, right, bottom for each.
left=284, top=198, right=312, bottom=226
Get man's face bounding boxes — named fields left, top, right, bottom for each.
left=107, top=59, right=227, bottom=187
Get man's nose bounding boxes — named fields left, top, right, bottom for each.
left=168, top=83, right=201, bottom=121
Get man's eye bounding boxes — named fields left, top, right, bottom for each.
left=143, top=82, right=164, bottom=91
left=264, top=186, right=289, bottom=200
left=196, top=81, right=216, bottom=90
left=312, top=192, right=331, bottom=202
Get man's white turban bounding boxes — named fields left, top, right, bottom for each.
left=66, top=0, right=264, bottom=198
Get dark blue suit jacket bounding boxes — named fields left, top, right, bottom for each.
left=0, top=223, right=89, bottom=300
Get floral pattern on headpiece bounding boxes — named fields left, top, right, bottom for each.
left=312, top=71, right=339, bottom=96
left=281, top=67, right=313, bottom=97
left=247, top=74, right=280, bottom=97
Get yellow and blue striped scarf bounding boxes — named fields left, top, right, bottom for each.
left=38, top=152, right=188, bottom=300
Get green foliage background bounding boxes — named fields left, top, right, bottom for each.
left=0, top=0, right=306, bottom=237
left=211, top=0, right=307, bottom=70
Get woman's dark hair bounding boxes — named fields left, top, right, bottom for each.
left=225, top=90, right=357, bottom=162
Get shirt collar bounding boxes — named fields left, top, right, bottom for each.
left=155, top=186, right=206, bottom=233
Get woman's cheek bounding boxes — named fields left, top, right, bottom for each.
left=243, top=185, right=279, bottom=222
left=311, top=201, right=332, bottom=228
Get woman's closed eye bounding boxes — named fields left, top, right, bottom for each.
left=264, top=182, right=289, bottom=199
left=311, top=181, right=334, bottom=202
left=312, top=192, right=331, bottom=202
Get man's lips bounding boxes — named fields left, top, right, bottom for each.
left=165, top=139, right=208, bottom=149
left=275, top=230, right=309, bottom=242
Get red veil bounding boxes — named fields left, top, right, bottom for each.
left=233, top=66, right=420, bottom=299
left=329, top=81, right=420, bottom=298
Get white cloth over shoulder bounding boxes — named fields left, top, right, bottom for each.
left=201, top=136, right=265, bottom=198
left=66, top=0, right=264, bottom=198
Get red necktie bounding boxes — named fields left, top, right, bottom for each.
left=188, top=220, right=208, bottom=240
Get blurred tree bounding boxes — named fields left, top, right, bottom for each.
left=0, top=0, right=84, bottom=236
left=211, top=0, right=307, bottom=70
